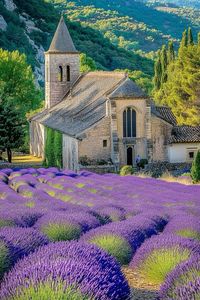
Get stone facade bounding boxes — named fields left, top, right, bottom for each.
left=151, top=116, right=173, bottom=161
left=78, top=117, right=111, bottom=162
left=30, top=121, right=45, bottom=158
left=45, top=53, right=80, bottom=108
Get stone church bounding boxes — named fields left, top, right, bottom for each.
left=30, top=16, right=200, bottom=170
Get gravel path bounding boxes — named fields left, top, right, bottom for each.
left=122, top=267, right=159, bottom=300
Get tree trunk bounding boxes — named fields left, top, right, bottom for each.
left=7, top=148, right=12, bottom=163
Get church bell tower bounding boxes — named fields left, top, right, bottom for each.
left=45, top=16, right=80, bottom=109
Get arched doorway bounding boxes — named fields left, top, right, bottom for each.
left=127, top=147, right=133, bottom=165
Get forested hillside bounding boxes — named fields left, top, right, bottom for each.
left=50, top=0, right=200, bottom=54
left=0, top=0, right=199, bottom=86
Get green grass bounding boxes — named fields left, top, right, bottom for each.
left=176, top=229, right=200, bottom=240
left=25, top=201, right=35, bottom=208
left=138, top=247, right=190, bottom=285
left=0, top=219, right=14, bottom=228
left=13, top=282, right=92, bottom=300
left=90, top=234, right=132, bottom=265
left=41, top=223, right=82, bottom=242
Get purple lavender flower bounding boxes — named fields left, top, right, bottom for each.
left=159, top=255, right=200, bottom=299
left=129, top=234, right=200, bottom=285
left=163, top=215, right=200, bottom=240
left=0, top=227, right=48, bottom=264
left=0, top=241, right=130, bottom=300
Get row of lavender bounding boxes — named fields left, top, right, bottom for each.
left=0, top=167, right=200, bottom=299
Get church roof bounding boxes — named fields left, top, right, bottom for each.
left=153, top=106, right=177, bottom=125
left=109, top=78, right=146, bottom=99
left=168, top=126, right=200, bottom=144
left=48, top=16, right=78, bottom=53
left=32, top=72, right=128, bottom=137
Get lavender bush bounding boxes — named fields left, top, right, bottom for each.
left=160, top=255, right=200, bottom=299
left=0, top=241, right=130, bottom=300
left=129, top=234, right=200, bottom=285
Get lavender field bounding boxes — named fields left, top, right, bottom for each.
left=0, top=167, right=200, bottom=299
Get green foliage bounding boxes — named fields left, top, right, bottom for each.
left=42, top=223, right=81, bottom=242
left=139, top=159, right=148, bottom=169
left=0, top=241, right=10, bottom=280
left=138, top=247, right=190, bottom=285
left=13, top=282, right=91, bottom=300
left=0, top=49, right=41, bottom=117
left=0, top=104, right=24, bottom=162
left=120, top=165, right=134, bottom=176
left=80, top=53, right=97, bottom=72
left=56, top=0, right=200, bottom=54
left=191, top=151, right=200, bottom=183
left=176, top=229, right=200, bottom=240
left=90, top=234, right=132, bottom=264
left=154, top=29, right=200, bottom=125
left=0, top=220, right=14, bottom=228
left=44, top=127, right=63, bottom=168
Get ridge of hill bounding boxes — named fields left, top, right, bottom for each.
left=0, top=0, right=153, bottom=85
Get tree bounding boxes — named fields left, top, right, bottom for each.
left=167, top=41, right=175, bottom=63
left=0, top=104, right=24, bottom=162
left=191, top=151, right=200, bottom=183
left=161, top=45, right=168, bottom=84
left=153, top=51, right=162, bottom=91
left=178, top=29, right=188, bottom=57
left=188, top=27, right=194, bottom=45
left=0, top=49, right=41, bottom=118
left=80, top=53, right=97, bottom=73
left=154, top=30, right=200, bottom=126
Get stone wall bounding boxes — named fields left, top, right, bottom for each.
left=115, top=97, right=148, bottom=166
left=45, top=53, right=80, bottom=108
left=63, top=134, right=79, bottom=171
left=78, top=117, right=111, bottom=162
left=79, top=165, right=116, bottom=174
left=151, top=116, right=173, bottom=161
left=30, top=121, right=45, bottom=158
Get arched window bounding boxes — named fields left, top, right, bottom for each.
left=58, top=66, right=63, bottom=82
left=67, top=65, right=70, bottom=82
left=123, top=107, right=136, bottom=137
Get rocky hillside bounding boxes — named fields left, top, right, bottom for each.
left=0, top=0, right=58, bottom=85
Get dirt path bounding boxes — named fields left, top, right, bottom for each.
left=122, top=267, right=159, bottom=300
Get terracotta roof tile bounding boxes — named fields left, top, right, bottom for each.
left=169, top=126, right=200, bottom=143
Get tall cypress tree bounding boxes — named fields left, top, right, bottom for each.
left=153, top=50, right=162, bottom=91
left=161, top=45, right=168, bottom=84
left=188, top=27, right=194, bottom=45
left=167, top=41, right=175, bottom=63
left=179, top=29, right=188, bottom=57
left=198, top=32, right=200, bottom=47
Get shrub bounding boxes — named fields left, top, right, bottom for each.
left=41, top=223, right=81, bottom=242
left=139, top=159, right=148, bottom=169
left=0, top=242, right=130, bottom=300
left=0, top=227, right=49, bottom=265
left=0, top=241, right=10, bottom=280
left=191, top=150, right=200, bottom=183
left=160, top=256, right=200, bottom=299
left=129, top=235, right=200, bottom=285
left=120, top=165, right=134, bottom=176
left=90, top=234, right=132, bottom=265
left=163, top=215, right=200, bottom=241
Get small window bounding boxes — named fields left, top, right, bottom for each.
left=103, top=140, right=107, bottom=148
left=189, top=152, right=194, bottom=159
left=67, top=65, right=70, bottom=82
left=58, top=66, right=63, bottom=82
